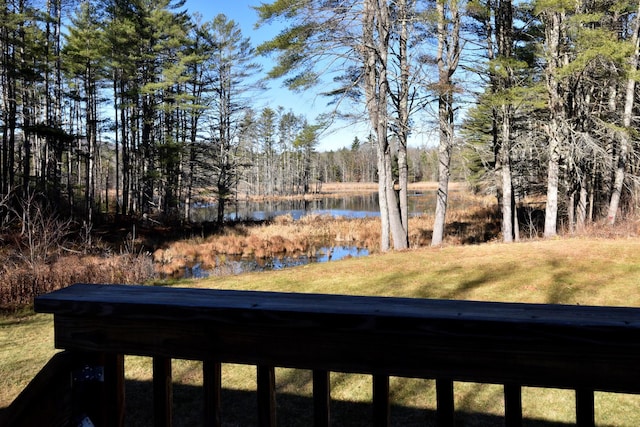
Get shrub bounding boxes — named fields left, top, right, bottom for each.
left=0, top=253, right=155, bottom=311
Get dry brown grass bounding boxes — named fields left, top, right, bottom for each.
left=152, top=186, right=496, bottom=277
left=0, top=254, right=155, bottom=310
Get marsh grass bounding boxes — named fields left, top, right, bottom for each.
left=152, top=187, right=498, bottom=278
left=4, top=238, right=640, bottom=425
left=0, top=254, right=155, bottom=310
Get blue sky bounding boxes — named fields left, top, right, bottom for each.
left=183, top=0, right=362, bottom=152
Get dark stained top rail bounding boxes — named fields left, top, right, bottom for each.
left=35, top=283, right=640, bottom=394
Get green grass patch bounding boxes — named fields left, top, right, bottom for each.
left=185, top=238, right=640, bottom=307
left=0, top=313, right=55, bottom=408
left=4, top=238, right=640, bottom=425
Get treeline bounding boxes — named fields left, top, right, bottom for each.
left=0, top=0, right=451, bottom=230
left=2, top=0, right=639, bottom=245
left=459, top=0, right=640, bottom=240
left=319, top=139, right=445, bottom=185
left=0, top=1, right=348, bottom=226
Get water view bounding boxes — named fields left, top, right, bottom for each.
left=184, top=246, right=370, bottom=279
left=155, top=186, right=485, bottom=279
left=189, top=191, right=433, bottom=222
left=177, top=191, right=441, bottom=277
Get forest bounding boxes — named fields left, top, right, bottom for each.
left=0, top=0, right=639, bottom=249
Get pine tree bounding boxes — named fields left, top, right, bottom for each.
left=199, top=14, right=261, bottom=222
left=62, top=0, right=109, bottom=221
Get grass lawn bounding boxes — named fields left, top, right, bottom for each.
left=3, top=237, right=640, bottom=425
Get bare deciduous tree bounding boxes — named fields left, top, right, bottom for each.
left=431, top=0, right=462, bottom=246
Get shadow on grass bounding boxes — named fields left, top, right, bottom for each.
left=121, top=380, right=573, bottom=427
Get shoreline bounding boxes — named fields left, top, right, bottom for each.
left=233, top=181, right=465, bottom=202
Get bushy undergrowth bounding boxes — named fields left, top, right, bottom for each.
left=0, top=253, right=155, bottom=311
left=6, top=185, right=638, bottom=308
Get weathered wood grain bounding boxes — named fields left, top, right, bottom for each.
left=35, top=283, right=640, bottom=394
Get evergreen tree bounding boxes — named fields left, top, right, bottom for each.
left=200, top=14, right=260, bottom=222
left=62, top=0, right=109, bottom=220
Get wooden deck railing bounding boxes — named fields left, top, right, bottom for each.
left=6, top=283, right=640, bottom=426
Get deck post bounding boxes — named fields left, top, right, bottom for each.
left=576, top=389, right=595, bottom=427
left=504, top=383, right=522, bottom=427
left=436, top=378, right=454, bottom=427
left=373, top=374, right=390, bottom=427
left=103, top=353, right=125, bottom=427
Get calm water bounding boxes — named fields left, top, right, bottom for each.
left=189, top=191, right=433, bottom=222
left=181, top=246, right=369, bottom=279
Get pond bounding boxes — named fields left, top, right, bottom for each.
left=182, top=189, right=446, bottom=277
left=189, top=191, right=433, bottom=222
left=184, top=246, right=370, bottom=279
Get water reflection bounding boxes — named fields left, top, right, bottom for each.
left=229, top=193, right=380, bottom=221
left=189, top=191, right=432, bottom=222
left=181, top=246, right=369, bottom=278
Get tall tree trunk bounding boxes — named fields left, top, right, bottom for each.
left=431, top=0, right=460, bottom=247
left=496, top=0, right=517, bottom=242
left=542, top=10, right=565, bottom=238
left=500, top=105, right=514, bottom=242
left=576, top=178, right=588, bottom=231
left=363, top=0, right=393, bottom=251
left=121, top=86, right=130, bottom=216
left=113, top=75, right=121, bottom=215
left=396, top=0, right=410, bottom=241
left=0, top=0, right=17, bottom=196
left=432, top=113, right=452, bottom=247
left=378, top=3, right=406, bottom=250
left=545, top=129, right=561, bottom=238
left=607, top=1, right=640, bottom=225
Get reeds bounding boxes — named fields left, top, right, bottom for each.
left=151, top=190, right=500, bottom=279
left=0, top=254, right=155, bottom=310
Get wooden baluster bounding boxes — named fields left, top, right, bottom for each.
left=576, top=389, right=595, bottom=427
left=153, top=357, right=173, bottom=427
left=312, top=369, right=330, bottom=427
left=103, top=353, right=125, bottom=427
left=373, top=374, right=390, bottom=427
left=257, top=365, right=276, bottom=427
left=436, top=379, right=454, bottom=427
left=203, top=360, right=222, bottom=427
left=504, top=383, right=522, bottom=427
